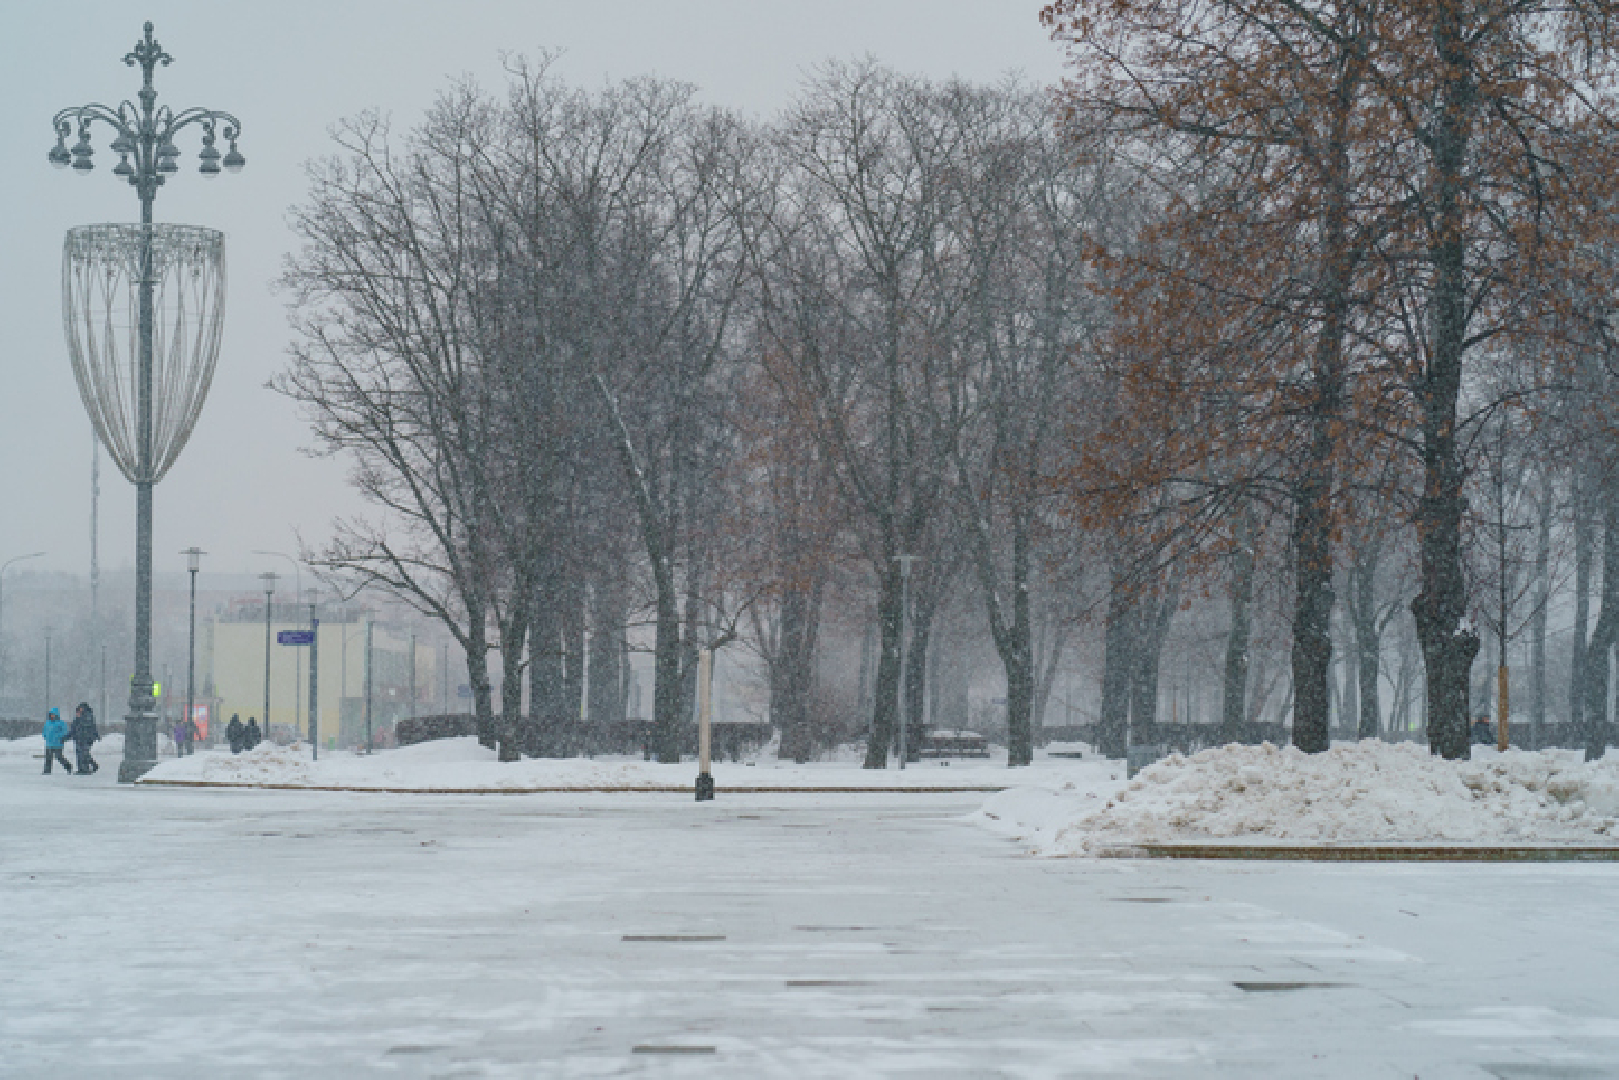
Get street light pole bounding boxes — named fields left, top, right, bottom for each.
left=695, top=648, right=715, bottom=801
left=0, top=552, right=46, bottom=713
left=260, top=572, right=277, bottom=743
left=51, top=23, right=245, bottom=782
left=182, top=547, right=204, bottom=743
left=255, top=552, right=302, bottom=738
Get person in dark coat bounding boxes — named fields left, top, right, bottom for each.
left=42, top=709, right=72, bottom=774
left=226, top=713, right=245, bottom=754
left=243, top=717, right=262, bottom=750
left=172, top=718, right=189, bottom=757
left=69, top=703, right=100, bottom=775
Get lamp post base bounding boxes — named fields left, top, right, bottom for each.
left=118, top=713, right=158, bottom=783
left=695, top=772, right=715, bottom=802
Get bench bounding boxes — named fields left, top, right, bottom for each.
left=920, top=730, right=991, bottom=758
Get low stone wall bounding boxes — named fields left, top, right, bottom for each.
left=0, top=719, right=42, bottom=740
left=397, top=713, right=772, bottom=761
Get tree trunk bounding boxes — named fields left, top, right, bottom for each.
left=1351, top=543, right=1382, bottom=741
left=1032, top=622, right=1070, bottom=750
left=497, top=605, right=528, bottom=762
left=1221, top=509, right=1256, bottom=745
left=1130, top=584, right=1177, bottom=748
left=1338, top=613, right=1358, bottom=742
left=587, top=571, right=627, bottom=750
left=1002, top=523, right=1036, bottom=767
left=1529, top=481, right=1551, bottom=749
left=465, top=612, right=495, bottom=750
left=1579, top=488, right=1619, bottom=760
left=863, top=563, right=904, bottom=769
left=1415, top=0, right=1482, bottom=761
left=526, top=571, right=569, bottom=757
left=559, top=578, right=586, bottom=752
left=1291, top=474, right=1335, bottom=753
left=651, top=575, right=684, bottom=763
left=773, top=573, right=824, bottom=763
left=1099, top=567, right=1135, bottom=759
left=1571, top=468, right=1593, bottom=741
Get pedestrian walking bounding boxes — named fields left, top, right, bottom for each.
left=244, top=717, right=262, bottom=750
left=69, top=703, right=100, bottom=775
left=42, top=708, right=72, bottom=775
left=226, top=713, right=245, bottom=754
left=172, top=717, right=191, bottom=757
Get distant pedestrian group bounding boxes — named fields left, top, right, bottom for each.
left=172, top=714, right=201, bottom=756
left=42, top=703, right=99, bottom=775
left=226, top=713, right=262, bottom=754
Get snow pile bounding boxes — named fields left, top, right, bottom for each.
left=137, top=736, right=1102, bottom=791
left=977, top=741, right=1619, bottom=854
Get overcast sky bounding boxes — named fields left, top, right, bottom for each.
left=5, top=1, right=1065, bottom=590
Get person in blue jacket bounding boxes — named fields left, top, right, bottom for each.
left=42, top=708, right=72, bottom=774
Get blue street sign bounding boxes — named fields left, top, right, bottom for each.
left=457, top=684, right=473, bottom=699
left=277, top=630, right=316, bottom=646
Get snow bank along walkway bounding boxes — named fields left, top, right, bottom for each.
left=979, top=740, right=1619, bottom=858
left=6, top=769, right=1619, bottom=1076
left=134, top=736, right=1084, bottom=793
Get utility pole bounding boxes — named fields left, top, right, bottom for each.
left=308, top=597, right=320, bottom=760
left=182, top=547, right=204, bottom=747
left=364, top=616, right=374, bottom=754
left=409, top=632, right=417, bottom=721
left=260, top=572, right=277, bottom=742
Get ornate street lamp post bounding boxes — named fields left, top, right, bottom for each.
left=49, top=23, right=244, bottom=781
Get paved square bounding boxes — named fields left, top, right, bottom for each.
left=4, top=766, right=1618, bottom=1076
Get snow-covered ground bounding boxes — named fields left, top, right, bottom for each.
left=4, top=751, right=1619, bottom=1076
left=132, top=735, right=1111, bottom=792
left=978, top=740, right=1619, bottom=854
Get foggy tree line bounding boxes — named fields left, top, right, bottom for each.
left=281, top=12, right=1619, bottom=768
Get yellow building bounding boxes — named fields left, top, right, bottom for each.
left=206, top=603, right=440, bottom=748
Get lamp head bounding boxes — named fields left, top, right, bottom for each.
left=70, top=130, right=94, bottom=173
left=199, top=129, right=221, bottom=178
